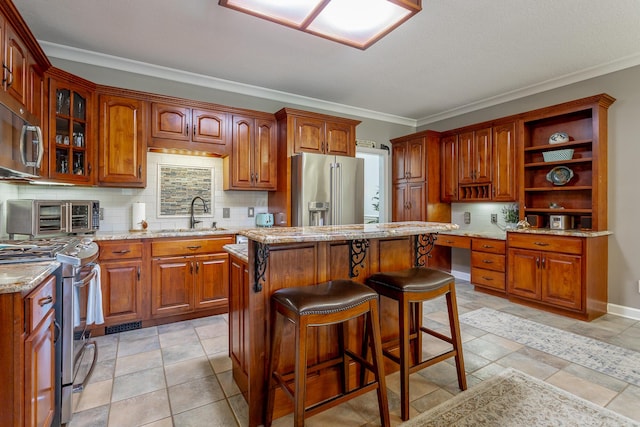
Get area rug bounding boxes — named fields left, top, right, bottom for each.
left=399, top=368, right=639, bottom=427
left=459, top=308, right=640, bottom=387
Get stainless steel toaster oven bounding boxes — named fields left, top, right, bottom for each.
left=6, top=199, right=100, bottom=238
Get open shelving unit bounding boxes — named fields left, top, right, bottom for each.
left=520, top=94, right=615, bottom=231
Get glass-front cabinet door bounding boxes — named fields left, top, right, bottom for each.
left=48, top=74, right=93, bottom=184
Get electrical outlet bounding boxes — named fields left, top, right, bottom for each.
left=248, top=207, right=254, bottom=218
left=223, top=208, right=230, bottom=219
left=491, top=214, right=498, bottom=224
left=638, top=279, right=640, bottom=293
left=464, top=212, right=471, bottom=224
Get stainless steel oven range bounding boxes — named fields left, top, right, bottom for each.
left=0, top=237, right=100, bottom=426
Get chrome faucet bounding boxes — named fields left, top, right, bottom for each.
left=189, top=196, right=209, bottom=229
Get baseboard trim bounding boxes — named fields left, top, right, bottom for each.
left=607, top=303, right=640, bottom=321
left=451, top=270, right=470, bottom=282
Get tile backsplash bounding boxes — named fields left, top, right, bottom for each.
left=0, top=152, right=268, bottom=238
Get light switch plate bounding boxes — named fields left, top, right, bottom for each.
left=223, top=208, right=230, bottom=218
left=464, top=212, right=471, bottom=224
left=248, top=207, right=254, bottom=217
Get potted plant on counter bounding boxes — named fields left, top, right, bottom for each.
left=502, top=203, right=520, bottom=229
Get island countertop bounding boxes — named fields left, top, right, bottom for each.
left=238, top=221, right=459, bottom=244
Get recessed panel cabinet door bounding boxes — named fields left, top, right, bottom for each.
left=230, top=116, right=254, bottom=188
left=101, top=260, right=143, bottom=324
left=325, top=121, right=353, bottom=156
left=99, top=95, right=146, bottom=187
left=194, top=253, right=229, bottom=310
left=541, top=253, right=582, bottom=310
left=441, top=134, right=458, bottom=201
left=507, top=248, right=541, bottom=299
left=492, top=122, right=517, bottom=201
left=151, top=257, right=193, bottom=317
left=24, top=309, right=55, bottom=427
left=192, top=109, right=226, bottom=146
left=253, top=118, right=277, bottom=189
left=5, top=23, right=28, bottom=107
left=151, top=103, right=190, bottom=141
left=293, top=116, right=324, bottom=153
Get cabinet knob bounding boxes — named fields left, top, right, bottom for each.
left=137, top=267, right=141, bottom=280
left=536, top=257, right=540, bottom=268
left=482, top=259, right=493, bottom=264
left=138, top=165, right=142, bottom=179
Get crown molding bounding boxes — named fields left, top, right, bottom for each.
left=416, top=52, right=640, bottom=127
left=40, top=41, right=417, bottom=127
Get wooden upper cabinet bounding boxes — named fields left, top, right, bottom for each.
left=392, top=136, right=425, bottom=183
left=440, top=134, right=458, bottom=201
left=492, top=121, right=517, bottom=201
left=284, top=109, right=359, bottom=156
left=4, top=22, right=27, bottom=107
left=150, top=102, right=228, bottom=155
left=192, top=109, right=225, bottom=145
left=459, top=128, right=491, bottom=184
left=151, top=103, right=190, bottom=141
left=293, top=116, right=325, bottom=153
left=325, top=121, right=354, bottom=156
left=224, top=114, right=277, bottom=190
left=98, top=94, right=147, bottom=187
left=47, top=69, right=95, bottom=185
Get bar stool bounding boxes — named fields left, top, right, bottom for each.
left=265, top=279, right=390, bottom=427
left=365, top=267, right=467, bottom=421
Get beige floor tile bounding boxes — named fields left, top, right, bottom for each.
left=227, top=393, right=249, bottom=427
left=115, top=349, right=163, bottom=377
left=159, top=328, right=200, bottom=348
left=67, top=404, right=110, bottom=427
left=209, top=353, right=233, bottom=373
left=462, top=336, right=515, bottom=361
left=201, top=335, right=229, bottom=355
left=111, top=366, right=166, bottom=402
left=162, top=342, right=206, bottom=365
left=168, top=375, right=225, bottom=414
left=119, top=326, right=158, bottom=341
left=195, top=322, right=228, bottom=340
left=545, top=370, right=618, bottom=406
left=495, top=350, right=559, bottom=379
left=141, top=418, right=174, bottom=427
left=117, top=335, right=160, bottom=358
left=172, top=400, right=237, bottom=427
left=304, top=399, right=368, bottom=427
left=75, top=378, right=113, bottom=412
left=164, top=356, right=214, bottom=387
left=216, top=369, right=242, bottom=398
left=606, top=384, right=640, bottom=422
left=385, top=370, right=439, bottom=403
left=108, top=389, right=171, bottom=427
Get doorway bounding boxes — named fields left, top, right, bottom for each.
left=356, top=146, right=390, bottom=223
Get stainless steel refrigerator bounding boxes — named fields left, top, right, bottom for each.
left=291, top=152, right=364, bottom=226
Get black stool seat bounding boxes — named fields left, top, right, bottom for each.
left=265, top=280, right=390, bottom=427
left=367, top=267, right=454, bottom=293
left=272, top=279, right=378, bottom=316
left=365, top=267, right=466, bottom=421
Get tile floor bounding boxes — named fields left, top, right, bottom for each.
left=68, top=280, right=640, bottom=426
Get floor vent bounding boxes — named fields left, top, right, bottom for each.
left=105, top=321, right=142, bottom=335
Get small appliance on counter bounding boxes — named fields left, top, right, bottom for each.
left=549, top=214, right=573, bottom=230
left=6, top=199, right=100, bottom=238
left=255, top=213, right=274, bottom=227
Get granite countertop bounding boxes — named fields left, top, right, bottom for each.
left=239, top=221, right=459, bottom=245
left=0, top=261, right=61, bottom=295
left=508, top=228, right=612, bottom=238
left=94, top=227, right=240, bottom=241
left=223, top=244, right=248, bottom=263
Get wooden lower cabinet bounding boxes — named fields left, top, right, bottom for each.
left=471, top=238, right=506, bottom=292
left=150, top=237, right=233, bottom=318
left=507, top=232, right=607, bottom=320
left=98, top=240, right=144, bottom=326
left=0, top=273, right=57, bottom=427
left=392, top=182, right=425, bottom=221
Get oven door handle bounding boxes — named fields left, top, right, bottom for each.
left=73, top=264, right=97, bottom=288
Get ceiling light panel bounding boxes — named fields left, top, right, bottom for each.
left=219, top=0, right=421, bottom=50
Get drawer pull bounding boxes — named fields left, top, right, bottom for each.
left=482, top=244, right=494, bottom=248
left=187, top=245, right=202, bottom=250
left=113, top=249, right=131, bottom=254
left=482, top=260, right=493, bottom=264
left=534, top=242, right=549, bottom=246
left=38, top=296, right=53, bottom=306
left=482, top=276, right=493, bottom=281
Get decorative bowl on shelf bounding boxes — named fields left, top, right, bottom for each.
left=543, top=148, right=574, bottom=162
left=549, top=132, right=570, bottom=144
left=546, top=166, right=574, bottom=185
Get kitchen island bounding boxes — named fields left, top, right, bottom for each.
left=229, top=221, right=458, bottom=426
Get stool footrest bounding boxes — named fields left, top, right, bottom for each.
left=420, top=326, right=454, bottom=345
left=409, top=349, right=458, bottom=375
left=305, top=381, right=381, bottom=419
